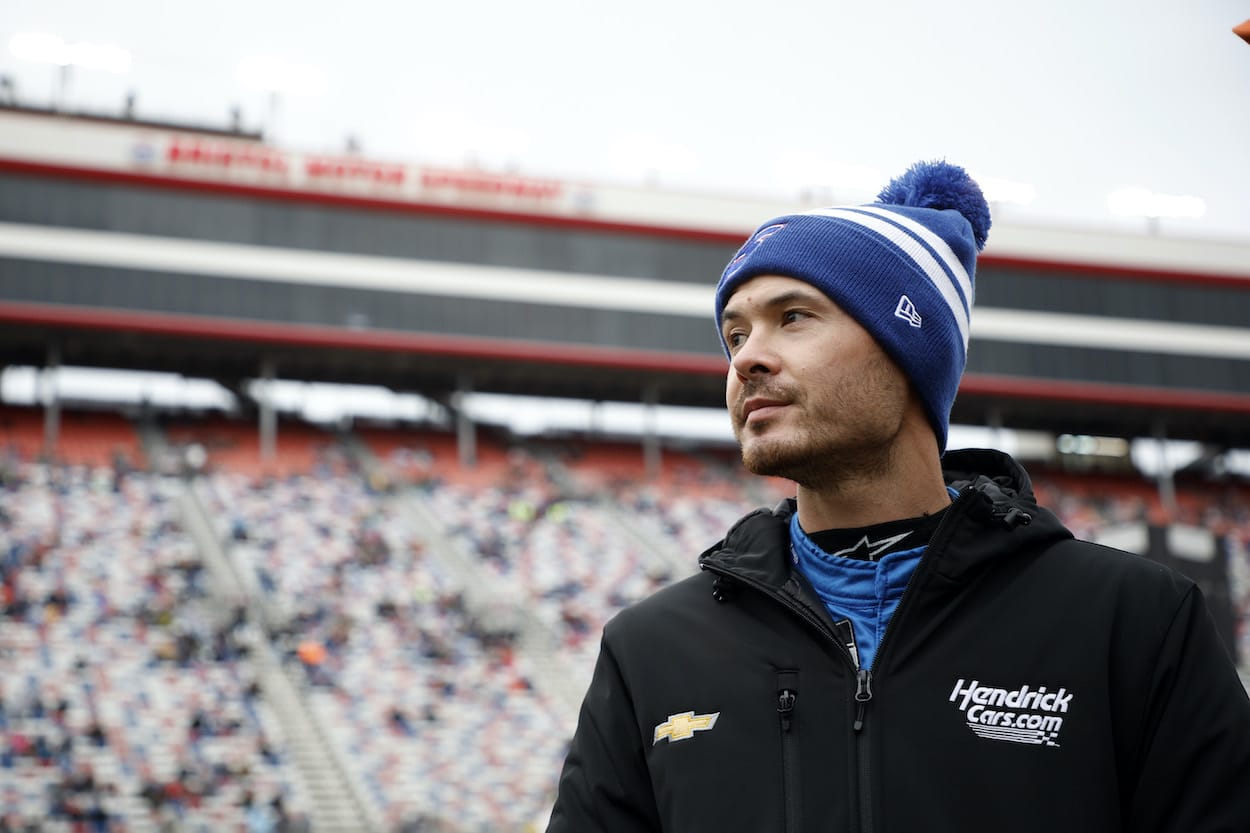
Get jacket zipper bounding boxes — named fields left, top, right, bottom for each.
left=704, top=488, right=979, bottom=833
left=854, top=668, right=873, bottom=833
left=847, top=488, right=976, bottom=833
left=777, top=670, right=800, bottom=833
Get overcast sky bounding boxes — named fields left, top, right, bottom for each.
left=2, top=0, right=1248, bottom=240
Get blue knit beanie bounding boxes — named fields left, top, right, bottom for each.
left=714, top=160, right=991, bottom=452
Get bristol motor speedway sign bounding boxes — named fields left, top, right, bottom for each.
left=0, top=107, right=803, bottom=234
left=0, top=107, right=574, bottom=212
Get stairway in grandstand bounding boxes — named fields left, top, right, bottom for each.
left=178, top=481, right=383, bottom=833
left=143, top=424, right=382, bottom=833
left=346, top=432, right=592, bottom=716
left=162, top=420, right=571, bottom=831
left=536, top=445, right=696, bottom=585
left=0, top=410, right=324, bottom=831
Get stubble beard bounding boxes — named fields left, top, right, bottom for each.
left=734, top=357, right=908, bottom=490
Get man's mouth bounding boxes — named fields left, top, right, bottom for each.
left=742, top=398, right=790, bottom=425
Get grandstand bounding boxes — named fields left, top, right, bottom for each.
left=2, top=103, right=1249, bottom=831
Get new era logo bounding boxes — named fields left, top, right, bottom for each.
left=895, top=295, right=922, bottom=328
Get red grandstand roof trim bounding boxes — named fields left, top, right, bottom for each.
left=4, top=299, right=1250, bottom=416
left=976, top=253, right=1250, bottom=289
left=3, top=156, right=1249, bottom=288
left=0, top=157, right=737, bottom=246
left=959, top=372, right=1250, bottom=415
left=0, top=299, right=728, bottom=375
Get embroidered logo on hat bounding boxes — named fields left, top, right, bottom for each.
left=895, top=295, right=923, bottom=328
left=726, top=222, right=787, bottom=272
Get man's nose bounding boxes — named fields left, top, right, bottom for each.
left=730, top=330, right=780, bottom=381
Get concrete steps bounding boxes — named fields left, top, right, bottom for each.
left=176, top=477, right=382, bottom=833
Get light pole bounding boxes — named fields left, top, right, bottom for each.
left=1107, top=187, right=1207, bottom=236
left=7, top=31, right=131, bottom=110
left=235, top=55, right=326, bottom=143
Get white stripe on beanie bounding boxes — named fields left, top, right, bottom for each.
left=803, top=207, right=971, bottom=351
left=852, top=205, right=974, bottom=313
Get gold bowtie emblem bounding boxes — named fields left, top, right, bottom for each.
left=653, top=711, right=720, bottom=745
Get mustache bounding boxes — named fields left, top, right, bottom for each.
left=733, top=383, right=797, bottom=413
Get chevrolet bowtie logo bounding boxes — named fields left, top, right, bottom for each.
left=653, top=711, right=720, bottom=745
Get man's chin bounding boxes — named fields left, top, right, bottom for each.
left=740, top=439, right=805, bottom=481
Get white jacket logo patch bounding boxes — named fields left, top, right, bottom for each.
left=950, top=678, right=1072, bottom=747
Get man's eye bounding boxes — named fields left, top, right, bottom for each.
left=782, top=310, right=807, bottom=324
left=726, top=331, right=746, bottom=349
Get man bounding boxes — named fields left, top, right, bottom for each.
left=546, top=161, right=1250, bottom=832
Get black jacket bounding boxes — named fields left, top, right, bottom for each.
left=548, top=449, right=1250, bottom=833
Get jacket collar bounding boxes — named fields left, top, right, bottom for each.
left=699, top=448, right=1072, bottom=587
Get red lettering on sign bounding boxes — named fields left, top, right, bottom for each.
left=420, top=168, right=561, bottom=200
left=305, top=156, right=406, bottom=186
left=166, top=137, right=290, bottom=175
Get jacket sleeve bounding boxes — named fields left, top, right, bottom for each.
left=546, top=631, right=662, bottom=833
left=1126, top=583, right=1250, bottom=832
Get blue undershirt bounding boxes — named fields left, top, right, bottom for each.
left=788, top=487, right=957, bottom=671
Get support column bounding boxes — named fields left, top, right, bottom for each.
left=259, top=359, right=276, bottom=467
left=986, top=406, right=1005, bottom=451
left=1152, top=421, right=1177, bottom=520
left=642, top=385, right=661, bottom=481
left=454, top=375, right=476, bottom=469
left=589, top=400, right=603, bottom=438
left=41, top=344, right=61, bottom=462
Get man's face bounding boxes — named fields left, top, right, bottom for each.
left=721, top=274, right=912, bottom=487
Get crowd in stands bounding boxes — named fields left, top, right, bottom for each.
left=417, top=449, right=671, bottom=677
left=2, top=406, right=1248, bottom=832
left=0, top=446, right=311, bottom=833
left=201, top=445, right=569, bottom=833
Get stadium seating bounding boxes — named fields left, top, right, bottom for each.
left=2, top=407, right=1248, bottom=832
left=163, top=415, right=344, bottom=480
left=0, top=457, right=311, bottom=833
left=202, top=462, right=571, bottom=832
left=0, top=406, right=144, bottom=470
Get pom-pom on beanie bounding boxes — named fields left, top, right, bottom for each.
left=714, top=160, right=991, bottom=453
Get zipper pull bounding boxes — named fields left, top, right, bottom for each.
left=778, top=689, right=796, bottom=732
left=777, top=670, right=798, bottom=732
left=996, top=506, right=1033, bottom=528
left=711, top=575, right=736, bottom=603
left=852, top=669, right=873, bottom=733
left=832, top=618, right=860, bottom=670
